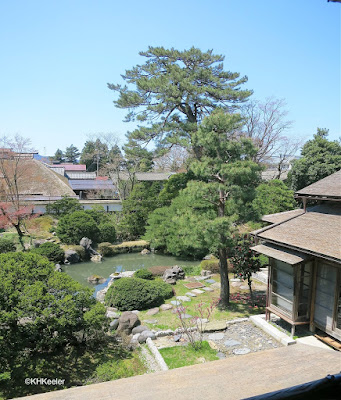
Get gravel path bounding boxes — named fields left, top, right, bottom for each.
left=202, top=320, right=282, bottom=358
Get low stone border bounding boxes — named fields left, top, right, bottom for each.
left=249, top=314, right=296, bottom=346
left=146, top=337, right=169, bottom=371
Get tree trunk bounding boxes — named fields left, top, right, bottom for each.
left=218, top=189, right=230, bottom=309
left=14, top=223, right=25, bottom=251
left=248, top=276, right=254, bottom=306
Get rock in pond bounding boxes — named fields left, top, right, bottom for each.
left=64, top=250, right=80, bottom=264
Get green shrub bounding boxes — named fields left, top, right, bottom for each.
left=97, top=242, right=115, bottom=256
left=98, top=223, right=116, bottom=243
left=200, top=259, right=220, bottom=273
left=181, top=265, right=201, bottom=276
left=105, top=278, right=173, bottom=311
left=32, top=242, right=65, bottom=263
left=134, top=269, right=154, bottom=280
left=0, top=238, right=16, bottom=253
left=56, top=211, right=100, bottom=244
left=46, top=196, right=82, bottom=216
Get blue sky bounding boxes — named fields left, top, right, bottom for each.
left=0, top=0, right=340, bottom=155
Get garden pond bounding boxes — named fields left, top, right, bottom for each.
left=63, top=252, right=199, bottom=295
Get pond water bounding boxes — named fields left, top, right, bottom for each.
left=63, top=252, right=199, bottom=291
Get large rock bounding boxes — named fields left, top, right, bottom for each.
left=163, top=265, right=185, bottom=284
left=138, top=330, right=156, bottom=343
left=132, top=325, right=149, bottom=334
left=117, top=311, right=141, bottom=335
left=87, top=275, right=106, bottom=284
left=33, top=239, right=47, bottom=248
left=64, top=250, right=80, bottom=264
left=141, top=248, right=150, bottom=255
left=80, top=237, right=99, bottom=256
left=90, top=254, right=102, bottom=263
left=54, top=264, right=62, bottom=272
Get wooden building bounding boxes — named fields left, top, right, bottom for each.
left=252, top=170, right=341, bottom=339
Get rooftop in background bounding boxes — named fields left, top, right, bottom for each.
left=113, top=172, right=176, bottom=181
left=69, top=179, right=115, bottom=191
left=261, top=209, right=304, bottom=224
left=0, top=159, right=76, bottom=200
left=55, top=164, right=87, bottom=171
left=295, top=170, right=341, bottom=200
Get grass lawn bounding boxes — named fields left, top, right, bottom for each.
left=159, top=341, right=219, bottom=369
left=0, top=339, right=147, bottom=400
left=138, top=274, right=266, bottom=331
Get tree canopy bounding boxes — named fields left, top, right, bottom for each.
left=64, top=144, right=80, bottom=164
left=108, top=46, right=252, bottom=156
left=288, top=128, right=341, bottom=191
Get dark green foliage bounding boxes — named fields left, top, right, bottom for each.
left=32, top=242, right=65, bottom=263
left=288, top=128, right=341, bottom=191
left=158, top=172, right=193, bottom=206
left=0, top=237, right=16, bottom=253
left=64, top=144, right=80, bottom=163
left=118, top=182, right=162, bottom=240
left=181, top=265, right=202, bottom=276
left=105, top=278, right=173, bottom=311
left=0, top=252, right=107, bottom=381
left=46, top=196, right=82, bottom=216
left=98, top=223, right=116, bottom=243
left=251, top=180, right=296, bottom=219
left=109, top=46, right=252, bottom=154
left=144, top=182, right=219, bottom=259
left=230, top=235, right=261, bottom=305
left=51, top=148, right=64, bottom=163
left=134, top=269, right=154, bottom=280
left=56, top=211, right=100, bottom=244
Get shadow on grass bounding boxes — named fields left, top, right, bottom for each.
left=0, top=338, right=133, bottom=400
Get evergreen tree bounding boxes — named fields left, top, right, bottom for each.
left=190, top=109, right=262, bottom=308
left=64, top=144, right=80, bottom=164
left=288, top=128, right=341, bottom=191
left=108, top=46, right=252, bottom=157
left=52, top=148, right=64, bottom=163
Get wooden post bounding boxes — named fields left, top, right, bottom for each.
left=291, top=325, right=296, bottom=338
left=309, top=259, right=318, bottom=332
left=266, top=259, right=272, bottom=321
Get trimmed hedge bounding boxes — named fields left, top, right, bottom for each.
left=200, top=259, right=220, bottom=273
left=105, top=278, right=173, bottom=311
left=32, top=242, right=65, bottom=264
left=56, top=211, right=100, bottom=244
left=134, top=269, right=154, bottom=280
left=0, top=238, right=16, bottom=254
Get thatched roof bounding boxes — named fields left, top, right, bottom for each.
left=262, top=209, right=304, bottom=224
left=295, top=170, right=341, bottom=199
left=0, top=159, right=76, bottom=199
left=254, top=205, right=341, bottom=263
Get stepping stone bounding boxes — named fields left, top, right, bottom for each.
left=208, top=332, right=225, bottom=341
left=233, top=348, right=251, bottom=355
left=192, top=289, right=204, bottom=294
left=194, top=276, right=207, bottom=281
left=208, top=340, right=219, bottom=350
left=186, top=292, right=196, bottom=297
left=231, top=278, right=242, bottom=282
left=232, top=282, right=241, bottom=287
left=240, top=285, right=249, bottom=290
left=146, top=307, right=159, bottom=316
left=196, top=318, right=208, bottom=324
left=202, top=286, right=214, bottom=292
left=202, top=321, right=226, bottom=332
left=171, top=300, right=181, bottom=306
left=144, top=319, right=158, bottom=324
left=217, top=352, right=226, bottom=359
left=224, top=339, right=241, bottom=347
left=176, top=296, right=191, bottom=302
left=211, top=282, right=221, bottom=289
left=205, top=279, right=216, bottom=284
left=184, top=282, right=205, bottom=289
left=160, top=304, right=173, bottom=311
